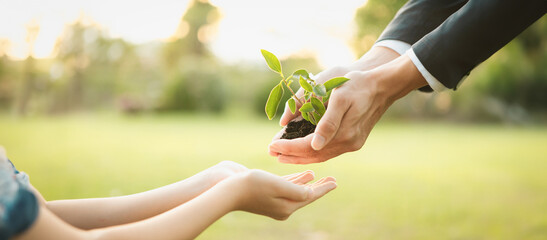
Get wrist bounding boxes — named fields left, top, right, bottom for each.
left=212, top=173, right=247, bottom=212
left=372, top=53, right=428, bottom=102
left=348, top=46, right=401, bottom=72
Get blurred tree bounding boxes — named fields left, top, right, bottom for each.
left=474, top=18, right=547, bottom=118
left=162, top=0, right=219, bottom=70
left=160, top=61, right=225, bottom=113
left=354, top=1, right=547, bottom=122
left=0, top=39, right=14, bottom=110
left=53, top=18, right=88, bottom=111
left=159, top=0, right=226, bottom=113
left=16, top=21, right=40, bottom=116
left=353, top=0, right=406, bottom=56
left=51, top=16, right=154, bottom=114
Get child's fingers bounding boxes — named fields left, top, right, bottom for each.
left=289, top=171, right=315, bottom=185
left=274, top=179, right=313, bottom=202
left=310, top=176, right=336, bottom=187
left=288, top=179, right=337, bottom=213
left=309, top=181, right=337, bottom=202
left=281, top=172, right=301, bottom=180
left=282, top=170, right=309, bottom=181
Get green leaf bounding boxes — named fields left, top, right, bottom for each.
left=301, top=110, right=311, bottom=122
left=299, top=102, right=314, bottom=113
left=299, top=76, right=313, bottom=92
left=304, top=92, right=311, bottom=101
left=265, top=83, right=284, bottom=120
left=323, top=90, right=331, bottom=103
left=260, top=49, right=282, bottom=74
left=310, top=97, right=326, bottom=115
left=293, top=69, right=309, bottom=79
left=313, top=84, right=327, bottom=97
left=312, top=112, right=322, bottom=123
left=308, top=112, right=317, bottom=125
left=288, top=98, right=296, bottom=114
left=324, top=77, right=350, bottom=92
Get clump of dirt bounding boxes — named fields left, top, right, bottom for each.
left=281, top=119, right=316, bottom=139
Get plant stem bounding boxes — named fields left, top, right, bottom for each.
left=281, top=76, right=304, bottom=105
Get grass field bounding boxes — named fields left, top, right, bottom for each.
left=1, top=114, right=546, bottom=239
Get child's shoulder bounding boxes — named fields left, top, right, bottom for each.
left=0, top=146, right=33, bottom=192
left=0, top=147, right=39, bottom=240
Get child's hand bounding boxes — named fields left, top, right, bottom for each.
left=226, top=170, right=337, bottom=220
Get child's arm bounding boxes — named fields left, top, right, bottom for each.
left=43, top=161, right=248, bottom=229
left=15, top=170, right=336, bottom=240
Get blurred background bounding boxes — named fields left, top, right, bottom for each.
left=1, top=0, right=546, bottom=239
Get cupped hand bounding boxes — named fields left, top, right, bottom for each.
left=269, top=70, right=390, bottom=164
left=267, top=65, right=354, bottom=163
left=275, top=46, right=401, bottom=129
left=269, top=53, right=426, bottom=164
left=231, top=169, right=337, bottom=220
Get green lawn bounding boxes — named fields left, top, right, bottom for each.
left=1, top=114, right=546, bottom=239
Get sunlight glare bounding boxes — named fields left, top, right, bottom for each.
left=1, top=0, right=366, bottom=67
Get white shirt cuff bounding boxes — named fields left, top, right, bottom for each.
left=373, top=40, right=411, bottom=56
left=406, top=48, right=447, bottom=92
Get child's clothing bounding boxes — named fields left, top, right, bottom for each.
left=0, top=150, right=39, bottom=240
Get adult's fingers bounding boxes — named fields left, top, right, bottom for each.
left=268, top=128, right=287, bottom=156
left=278, top=154, right=328, bottom=165
left=280, top=66, right=349, bottom=127
left=311, top=90, right=349, bottom=150
left=269, top=133, right=314, bottom=157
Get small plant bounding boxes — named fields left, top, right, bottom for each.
left=261, top=49, right=349, bottom=125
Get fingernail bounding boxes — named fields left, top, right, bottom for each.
left=311, top=134, right=325, bottom=150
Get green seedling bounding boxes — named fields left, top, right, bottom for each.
left=261, top=49, right=350, bottom=125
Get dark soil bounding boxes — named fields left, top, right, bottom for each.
left=281, top=119, right=316, bottom=139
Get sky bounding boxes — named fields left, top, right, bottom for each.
left=0, top=0, right=367, bottom=68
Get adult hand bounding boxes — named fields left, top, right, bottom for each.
left=269, top=53, right=427, bottom=164
left=229, top=169, right=336, bottom=220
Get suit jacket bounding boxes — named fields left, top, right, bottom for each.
left=378, top=0, right=547, bottom=90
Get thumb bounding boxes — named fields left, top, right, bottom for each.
left=311, top=92, right=348, bottom=150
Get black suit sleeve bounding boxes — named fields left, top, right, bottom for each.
left=377, top=0, right=468, bottom=91
left=378, top=0, right=467, bottom=45
left=412, top=0, right=547, bottom=89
